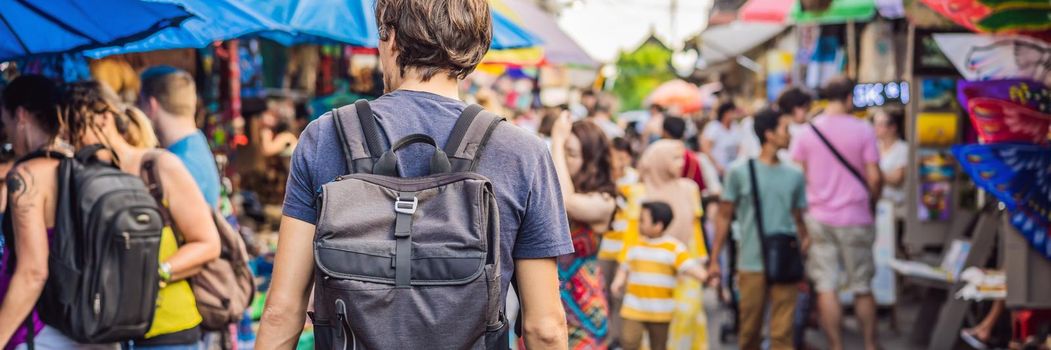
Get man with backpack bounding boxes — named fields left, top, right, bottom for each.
left=708, top=109, right=808, bottom=350
left=256, top=1, right=573, bottom=349
left=789, top=77, right=882, bottom=350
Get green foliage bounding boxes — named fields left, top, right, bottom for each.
left=612, top=39, right=676, bottom=111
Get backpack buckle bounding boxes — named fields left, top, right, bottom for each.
left=394, top=197, right=418, bottom=215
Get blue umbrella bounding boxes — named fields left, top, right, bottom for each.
left=242, top=0, right=540, bottom=49
left=84, top=0, right=291, bottom=59
left=0, top=0, right=192, bottom=61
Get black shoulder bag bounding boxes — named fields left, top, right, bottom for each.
left=749, top=159, right=805, bottom=284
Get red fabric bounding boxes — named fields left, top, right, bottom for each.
left=1012, top=309, right=1051, bottom=341
left=740, top=0, right=794, bottom=23
left=682, top=151, right=707, bottom=193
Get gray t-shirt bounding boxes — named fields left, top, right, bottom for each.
left=283, top=90, right=574, bottom=299
left=722, top=159, right=807, bottom=272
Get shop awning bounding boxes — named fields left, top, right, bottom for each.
left=791, top=0, right=877, bottom=24
left=0, top=0, right=192, bottom=62
left=740, top=0, right=795, bottom=23
left=84, top=0, right=289, bottom=58
left=490, top=0, right=597, bottom=67
left=698, top=22, right=786, bottom=67
left=240, top=0, right=540, bottom=50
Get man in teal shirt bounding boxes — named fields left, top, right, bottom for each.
left=139, top=66, right=220, bottom=208
left=708, top=108, right=809, bottom=350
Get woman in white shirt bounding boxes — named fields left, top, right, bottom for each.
left=874, top=109, right=909, bottom=217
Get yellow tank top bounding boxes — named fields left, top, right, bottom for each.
left=144, top=226, right=202, bottom=338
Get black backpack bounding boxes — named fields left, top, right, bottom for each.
left=3, top=145, right=164, bottom=343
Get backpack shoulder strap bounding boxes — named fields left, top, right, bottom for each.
left=13, top=149, right=69, bottom=166
left=333, top=99, right=385, bottom=174
left=444, top=105, right=504, bottom=172
left=140, top=150, right=171, bottom=227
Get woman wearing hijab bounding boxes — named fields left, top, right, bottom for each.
left=550, top=113, right=618, bottom=348
left=636, top=139, right=709, bottom=349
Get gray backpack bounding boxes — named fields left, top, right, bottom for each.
left=311, top=100, right=507, bottom=349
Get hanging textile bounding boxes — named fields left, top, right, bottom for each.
left=858, top=20, right=897, bottom=83
left=933, top=34, right=1051, bottom=87
left=805, top=36, right=845, bottom=89
left=953, top=144, right=1051, bottom=260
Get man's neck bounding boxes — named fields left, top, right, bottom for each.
left=824, top=101, right=850, bottom=116
left=721, top=119, right=733, bottom=128
left=396, top=74, right=460, bottom=101
left=758, top=145, right=779, bottom=165
left=157, top=115, right=198, bottom=148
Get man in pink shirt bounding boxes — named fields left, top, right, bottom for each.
left=790, top=77, right=882, bottom=350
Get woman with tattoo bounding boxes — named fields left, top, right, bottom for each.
left=61, top=81, right=220, bottom=350
left=0, top=76, right=116, bottom=349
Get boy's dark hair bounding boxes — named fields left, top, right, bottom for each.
left=753, top=108, right=784, bottom=144
left=375, top=0, right=492, bottom=81
left=1, top=75, right=60, bottom=136
left=642, top=201, right=674, bottom=231
left=611, top=136, right=632, bottom=152
left=716, top=101, right=737, bottom=122
left=662, top=116, right=687, bottom=140
left=820, top=76, right=855, bottom=103
left=776, top=87, right=813, bottom=114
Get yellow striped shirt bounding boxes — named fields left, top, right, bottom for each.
left=599, top=182, right=641, bottom=261
left=620, top=236, right=697, bottom=322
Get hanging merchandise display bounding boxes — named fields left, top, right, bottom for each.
left=953, top=143, right=1051, bottom=259
left=766, top=50, right=794, bottom=102
left=917, top=149, right=956, bottom=221
left=957, top=80, right=1051, bottom=144
left=806, top=35, right=845, bottom=89
left=958, top=79, right=1051, bottom=114
left=15, top=53, right=91, bottom=82
left=916, top=112, right=959, bottom=146
left=933, top=34, right=1051, bottom=86
left=240, top=39, right=265, bottom=98
left=920, top=0, right=1051, bottom=35
left=858, top=20, right=897, bottom=83
left=285, top=44, right=320, bottom=96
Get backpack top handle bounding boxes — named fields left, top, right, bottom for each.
left=373, top=134, right=452, bottom=177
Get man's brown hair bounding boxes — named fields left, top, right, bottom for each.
left=820, top=76, right=855, bottom=103
left=375, top=0, right=492, bottom=81
left=140, top=66, right=197, bottom=117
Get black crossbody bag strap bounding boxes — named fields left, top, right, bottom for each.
left=809, top=123, right=870, bottom=198
left=748, top=159, right=771, bottom=285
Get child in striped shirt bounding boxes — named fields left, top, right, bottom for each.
left=611, top=201, right=708, bottom=350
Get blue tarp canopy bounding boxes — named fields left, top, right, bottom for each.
left=242, top=0, right=540, bottom=49
left=0, top=0, right=192, bottom=61
left=84, top=0, right=291, bottom=59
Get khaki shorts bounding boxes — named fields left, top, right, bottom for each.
left=805, top=216, right=875, bottom=294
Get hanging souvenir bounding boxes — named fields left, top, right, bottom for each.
left=920, top=0, right=1051, bottom=35
left=967, top=99, right=1050, bottom=144
left=934, top=34, right=1051, bottom=86
left=916, top=112, right=959, bottom=146
left=953, top=143, right=1051, bottom=259
left=958, top=79, right=1051, bottom=114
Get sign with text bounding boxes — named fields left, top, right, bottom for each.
left=854, top=81, right=911, bottom=108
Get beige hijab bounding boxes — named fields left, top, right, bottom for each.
left=637, top=140, right=701, bottom=245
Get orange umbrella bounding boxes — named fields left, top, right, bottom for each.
left=646, top=79, right=704, bottom=114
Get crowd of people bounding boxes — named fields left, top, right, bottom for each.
left=0, top=1, right=917, bottom=349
